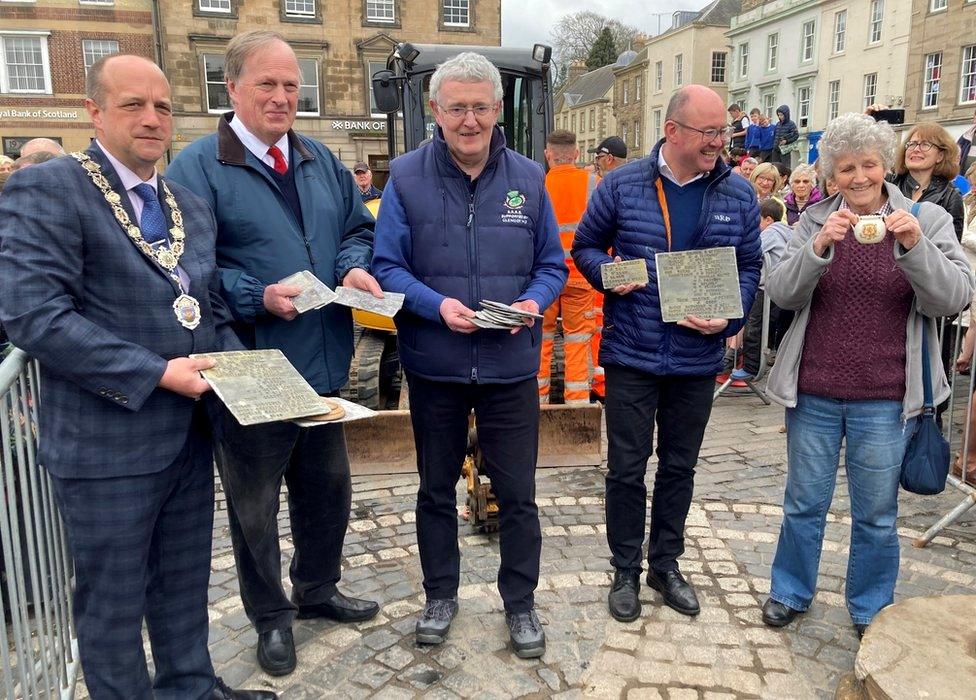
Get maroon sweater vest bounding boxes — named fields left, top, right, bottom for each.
left=797, top=217, right=914, bottom=402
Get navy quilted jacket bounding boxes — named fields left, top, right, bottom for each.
left=572, top=140, right=762, bottom=376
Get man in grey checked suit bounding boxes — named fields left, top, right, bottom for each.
left=0, top=54, right=274, bottom=700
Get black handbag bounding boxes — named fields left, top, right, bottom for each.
left=900, top=320, right=951, bottom=494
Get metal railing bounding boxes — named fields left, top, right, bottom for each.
left=915, top=318, right=976, bottom=547
left=0, top=348, right=78, bottom=699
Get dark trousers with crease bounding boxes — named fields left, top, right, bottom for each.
left=604, top=364, right=714, bottom=575
left=214, top=414, right=352, bottom=633
left=407, top=373, right=541, bottom=613
left=50, top=414, right=215, bottom=700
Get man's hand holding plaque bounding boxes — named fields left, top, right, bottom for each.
left=601, top=256, right=649, bottom=295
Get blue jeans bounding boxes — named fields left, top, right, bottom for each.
left=769, top=393, right=913, bottom=625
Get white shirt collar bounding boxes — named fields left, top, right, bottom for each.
left=658, top=146, right=707, bottom=187
left=229, top=115, right=290, bottom=169
left=96, top=139, right=156, bottom=192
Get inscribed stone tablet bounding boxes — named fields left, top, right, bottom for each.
left=655, top=246, right=743, bottom=323
left=191, top=349, right=329, bottom=426
left=600, top=259, right=649, bottom=289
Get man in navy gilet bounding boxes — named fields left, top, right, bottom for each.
left=573, top=85, right=762, bottom=623
left=372, top=52, right=566, bottom=659
left=166, top=30, right=381, bottom=677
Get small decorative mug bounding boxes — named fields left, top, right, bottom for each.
left=853, top=214, right=886, bottom=244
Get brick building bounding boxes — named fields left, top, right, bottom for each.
left=612, top=46, right=648, bottom=160
left=157, top=0, right=501, bottom=180
left=554, top=63, right=617, bottom=159
left=0, top=0, right=155, bottom=158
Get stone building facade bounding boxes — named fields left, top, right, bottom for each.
left=554, top=63, right=616, bottom=159
left=0, top=0, right=155, bottom=158
left=157, top=0, right=501, bottom=180
left=903, top=0, right=976, bottom=139
left=612, top=46, right=648, bottom=160
left=643, top=0, right=738, bottom=153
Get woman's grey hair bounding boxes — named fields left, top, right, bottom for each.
left=225, top=30, right=290, bottom=83
left=429, top=52, right=503, bottom=105
left=790, top=163, right=817, bottom=183
left=817, top=113, right=895, bottom=179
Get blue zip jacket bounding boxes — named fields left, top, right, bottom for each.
left=571, top=139, right=762, bottom=376
left=166, top=113, right=375, bottom=393
left=744, top=122, right=761, bottom=151
left=372, top=126, right=567, bottom=384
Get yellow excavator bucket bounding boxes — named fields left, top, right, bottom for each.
left=346, top=403, right=603, bottom=475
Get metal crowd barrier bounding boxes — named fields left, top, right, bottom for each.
left=915, top=317, right=976, bottom=548
left=0, top=348, right=78, bottom=699
left=715, top=252, right=773, bottom=404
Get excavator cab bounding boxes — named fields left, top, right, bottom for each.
left=343, top=43, right=603, bottom=495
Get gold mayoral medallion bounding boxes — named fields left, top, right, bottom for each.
left=173, top=294, right=202, bottom=330
left=71, top=151, right=199, bottom=330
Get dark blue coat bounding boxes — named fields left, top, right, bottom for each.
left=774, top=104, right=799, bottom=146
left=571, top=139, right=762, bottom=376
left=166, top=114, right=375, bottom=393
left=372, top=127, right=567, bottom=384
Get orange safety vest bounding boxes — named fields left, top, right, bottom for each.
left=544, top=164, right=598, bottom=286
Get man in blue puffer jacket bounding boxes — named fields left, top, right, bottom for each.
left=373, top=52, right=566, bottom=659
left=573, top=84, right=762, bottom=623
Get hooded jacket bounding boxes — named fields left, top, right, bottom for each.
left=571, top=139, right=763, bottom=377
left=773, top=105, right=799, bottom=149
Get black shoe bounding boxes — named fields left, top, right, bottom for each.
left=415, top=598, right=459, bottom=645
left=295, top=590, right=380, bottom=623
left=646, top=569, right=700, bottom=616
left=256, top=628, right=296, bottom=677
left=211, top=676, right=278, bottom=699
left=506, top=609, right=546, bottom=658
left=607, top=570, right=641, bottom=622
left=855, top=623, right=869, bottom=640
left=761, top=598, right=801, bottom=628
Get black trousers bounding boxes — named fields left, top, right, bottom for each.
left=214, top=414, right=352, bottom=633
left=604, top=365, right=714, bottom=575
left=407, top=373, right=541, bottom=613
left=51, top=415, right=215, bottom=700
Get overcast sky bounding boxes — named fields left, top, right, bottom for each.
left=501, top=0, right=700, bottom=48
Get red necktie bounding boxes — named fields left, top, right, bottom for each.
left=267, top=145, right=287, bottom=175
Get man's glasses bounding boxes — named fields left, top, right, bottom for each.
left=905, top=140, right=941, bottom=153
left=671, top=120, right=734, bottom=143
left=437, top=103, right=497, bottom=119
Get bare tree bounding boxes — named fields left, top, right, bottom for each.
left=549, top=11, right=642, bottom=86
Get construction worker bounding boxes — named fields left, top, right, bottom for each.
left=587, top=136, right=628, bottom=401
left=538, top=130, right=598, bottom=405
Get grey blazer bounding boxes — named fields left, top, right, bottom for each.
left=0, top=144, right=240, bottom=478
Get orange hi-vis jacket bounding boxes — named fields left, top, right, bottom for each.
left=544, top=164, right=598, bottom=287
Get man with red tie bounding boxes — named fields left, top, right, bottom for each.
left=167, top=30, right=381, bottom=677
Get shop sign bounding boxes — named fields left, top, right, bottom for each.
left=331, top=120, right=387, bottom=131
left=0, top=108, right=82, bottom=120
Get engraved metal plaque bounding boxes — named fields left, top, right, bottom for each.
left=600, top=259, right=649, bottom=289
left=191, top=349, right=330, bottom=426
left=279, top=270, right=338, bottom=314
left=655, top=246, right=743, bottom=323
left=334, top=286, right=405, bottom=317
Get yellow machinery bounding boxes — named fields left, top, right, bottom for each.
left=342, top=44, right=603, bottom=486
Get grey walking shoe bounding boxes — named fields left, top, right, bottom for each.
left=506, top=609, right=546, bottom=659
left=415, top=598, right=458, bottom=645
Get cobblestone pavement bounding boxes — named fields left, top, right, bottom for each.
left=83, top=392, right=976, bottom=699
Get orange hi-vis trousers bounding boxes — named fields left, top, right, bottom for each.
left=538, top=284, right=596, bottom=405
left=591, top=292, right=605, bottom=399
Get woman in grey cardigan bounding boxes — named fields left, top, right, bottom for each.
left=760, top=113, right=974, bottom=639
